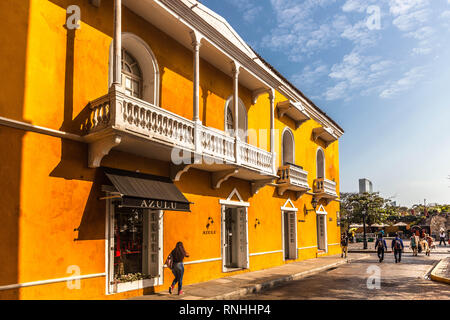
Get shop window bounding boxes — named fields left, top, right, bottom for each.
left=113, top=207, right=160, bottom=283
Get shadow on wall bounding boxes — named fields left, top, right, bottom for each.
left=0, top=0, right=31, bottom=299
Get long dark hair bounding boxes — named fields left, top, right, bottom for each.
left=173, top=241, right=187, bottom=261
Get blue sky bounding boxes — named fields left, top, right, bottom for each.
left=202, top=0, right=450, bottom=207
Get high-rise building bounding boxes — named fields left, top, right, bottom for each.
left=359, top=178, right=373, bottom=193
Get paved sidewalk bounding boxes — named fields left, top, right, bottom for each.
left=128, top=253, right=369, bottom=300
left=430, top=257, right=450, bottom=285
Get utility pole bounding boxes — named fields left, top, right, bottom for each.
left=362, top=208, right=368, bottom=250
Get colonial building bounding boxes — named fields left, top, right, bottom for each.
left=0, top=0, right=343, bottom=299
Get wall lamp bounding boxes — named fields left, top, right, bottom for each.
left=304, top=197, right=318, bottom=215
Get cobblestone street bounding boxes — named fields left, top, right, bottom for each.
left=243, top=252, right=450, bottom=300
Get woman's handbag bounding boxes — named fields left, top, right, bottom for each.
left=165, top=254, right=173, bottom=269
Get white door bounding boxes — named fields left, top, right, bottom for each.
left=236, top=207, right=248, bottom=269
left=288, top=212, right=297, bottom=259
left=283, top=211, right=297, bottom=260
left=317, top=214, right=327, bottom=251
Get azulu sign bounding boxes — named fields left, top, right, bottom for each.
left=119, top=197, right=190, bottom=212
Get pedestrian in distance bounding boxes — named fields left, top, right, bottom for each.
left=340, top=232, right=349, bottom=258
left=392, top=233, right=404, bottom=263
left=410, top=233, right=419, bottom=256
left=375, top=233, right=387, bottom=263
left=439, top=229, right=447, bottom=246
left=425, top=234, right=433, bottom=255
left=167, top=241, right=189, bottom=295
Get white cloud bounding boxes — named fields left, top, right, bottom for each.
left=225, top=0, right=263, bottom=23
left=342, top=0, right=367, bottom=13
left=392, top=8, right=430, bottom=31
left=411, top=47, right=432, bottom=55
left=292, top=63, right=329, bottom=88
left=324, top=50, right=393, bottom=100
left=379, top=66, right=427, bottom=98
left=389, top=0, right=429, bottom=16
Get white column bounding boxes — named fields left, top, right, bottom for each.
left=190, top=31, right=202, bottom=123
left=190, top=31, right=202, bottom=154
left=231, top=61, right=240, bottom=164
left=269, top=88, right=276, bottom=174
left=112, top=0, right=122, bottom=87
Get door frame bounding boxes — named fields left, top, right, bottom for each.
left=316, top=205, right=328, bottom=253
left=281, top=199, right=298, bottom=261
left=219, top=197, right=249, bottom=273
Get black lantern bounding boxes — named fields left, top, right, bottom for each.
left=304, top=197, right=318, bottom=215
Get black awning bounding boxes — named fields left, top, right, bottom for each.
left=103, top=167, right=191, bottom=212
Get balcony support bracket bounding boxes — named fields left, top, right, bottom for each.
left=251, top=179, right=274, bottom=196
left=170, top=160, right=199, bottom=182
left=88, top=134, right=122, bottom=168
left=211, top=169, right=239, bottom=190
left=295, top=119, right=308, bottom=130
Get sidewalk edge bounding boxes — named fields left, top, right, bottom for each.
left=429, top=258, right=450, bottom=285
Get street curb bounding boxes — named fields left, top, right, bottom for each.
left=429, top=258, right=450, bottom=285
left=423, top=260, right=440, bottom=280
left=205, top=254, right=371, bottom=300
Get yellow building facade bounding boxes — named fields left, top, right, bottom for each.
left=0, top=0, right=344, bottom=299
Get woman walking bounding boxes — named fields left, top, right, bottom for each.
left=168, top=242, right=189, bottom=295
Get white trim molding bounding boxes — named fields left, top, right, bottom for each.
left=0, top=273, right=106, bottom=291
left=281, top=198, right=298, bottom=212
left=249, top=250, right=283, bottom=257
left=298, top=245, right=318, bottom=250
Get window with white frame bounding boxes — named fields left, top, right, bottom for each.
left=121, top=49, right=142, bottom=99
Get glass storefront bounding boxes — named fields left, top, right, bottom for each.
left=113, top=206, right=161, bottom=283
left=113, top=207, right=145, bottom=282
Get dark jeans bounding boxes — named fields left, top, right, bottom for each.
left=377, top=248, right=385, bottom=261
left=171, top=262, right=184, bottom=291
left=439, top=237, right=446, bottom=246
left=394, top=249, right=402, bottom=262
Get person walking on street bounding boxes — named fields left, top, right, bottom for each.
left=439, top=229, right=447, bottom=246
left=410, top=233, right=419, bottom=256
left=392, top=233, right=404, bottom=263
left=168, top=242, right=189, bottom=295
left=375, top=233, right=387, bottom=262
left=340, top=232, right=349, bottom=258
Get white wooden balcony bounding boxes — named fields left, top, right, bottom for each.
left=313, top=178, right=338, bottom=202
left=83, top=88, right=276, bottom=192
left=276, top=164, right=310, bottom=198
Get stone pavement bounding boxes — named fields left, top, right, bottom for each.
left=430, top=257, right=450, bottom=285
left=128, top=253, right=369, bottom=300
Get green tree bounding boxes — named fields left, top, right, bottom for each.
left=340, top=192, right=388, bottom=229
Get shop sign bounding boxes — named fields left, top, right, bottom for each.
left=120, top=197, right=190, bottom=212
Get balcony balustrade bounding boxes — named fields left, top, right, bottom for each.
left=313, top=177, right=338, bottom=202
left=84, top=88, right=276, bottom=189
left=276, top=163, right=310, bottom=198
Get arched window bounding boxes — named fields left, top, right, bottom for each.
left=121, top=49, right=142, bottom=99
left=282, top=128, right=295, bottom=165
left=316, top=148, right=325, bottom=179
left=224, top=97, right=247, bottom=142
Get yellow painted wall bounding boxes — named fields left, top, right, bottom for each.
left=0, top=0, right=341, bottom=299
